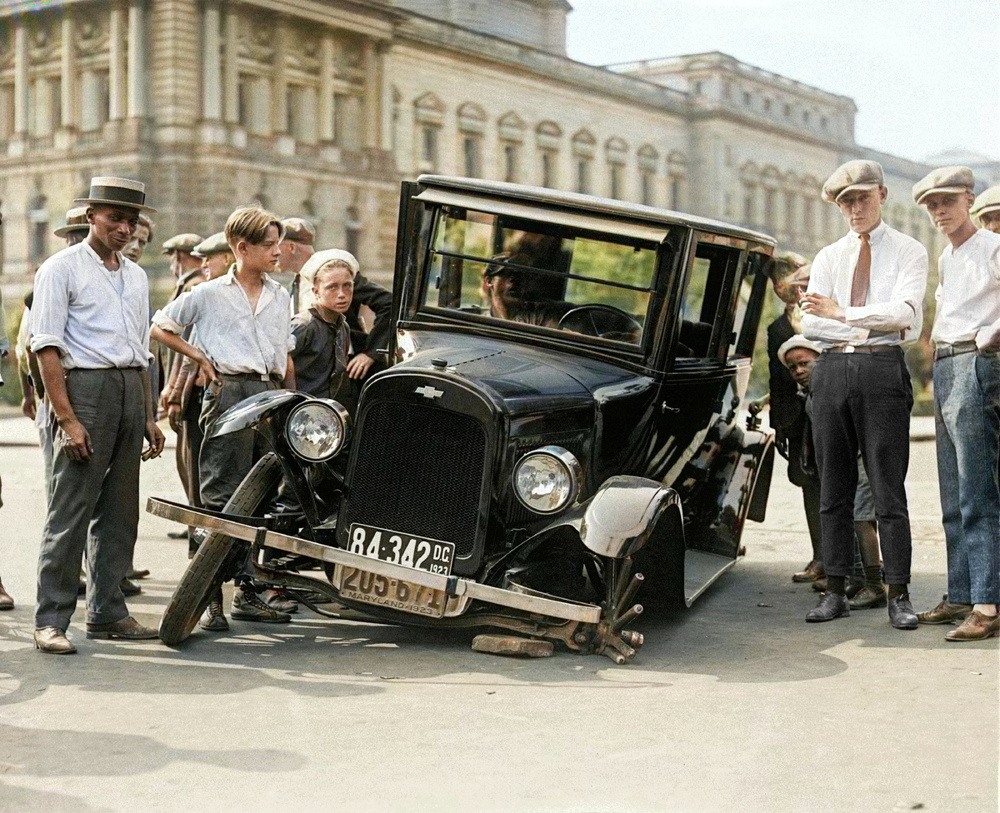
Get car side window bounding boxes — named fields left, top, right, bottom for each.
left=677, top=242, right=742, bottom=360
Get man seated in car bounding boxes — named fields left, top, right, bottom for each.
left=481, top=252, right=572, bottom=328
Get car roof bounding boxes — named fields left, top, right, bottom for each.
left=417, top=175, right=777, bottom=247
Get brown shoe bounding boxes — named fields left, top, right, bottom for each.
left=86, top=615, right=159, bottom=640
left=849, top=584, right=887, bottom=609
left=812, top=577, right=828, bottom=593
left=917, top=595, right=973, bottom=625
left=945, top=611, right=1000, bottom=642
left=34, top=627, right=77, bottom=654
left=0, top=580, right=13, bottom=610
left=793, top=561, right=825, bottom=583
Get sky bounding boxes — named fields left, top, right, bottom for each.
left=565, top=0, right=1000, bottom=163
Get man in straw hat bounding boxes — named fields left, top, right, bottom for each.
left=912, top=167, right=1000, bottom=640
left=800, top=159, right=928, bottom=630
left=30, top=176, right=165, bottom=653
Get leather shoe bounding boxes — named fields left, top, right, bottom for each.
left=231, top=589, right=291, bottom=623
left=199, top=589, right=229, bottom=632
left=792, top=560, right=824, bottom=583
left=812, top=577, right=827, bottom=593
left=34, top=627, right=77, bottom=654
left=806, top=592, right=850, bottom=623
left=888, top=596, right=918, bottom=630
left=120, top=578, right=142, bottom=597
left=945, top=611, right=1000, bottom=641
left=917, top=595, right=973, bottom=625
left=86, top=615, right=159, bottom=640
left=127, top=567, right=151, bottom=580
left=0, top=580, right=13, bottom=611
left=849, top=584, right=887, bottom=610
left=261, top=588, right=298, bottom=614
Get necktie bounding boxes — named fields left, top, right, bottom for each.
left=850, top=233, right=871, bottom=308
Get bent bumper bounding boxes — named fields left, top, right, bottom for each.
left=146, top=497, right=601, bottom=625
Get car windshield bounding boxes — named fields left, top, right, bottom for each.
left=421, top=206, right=659, bottom=346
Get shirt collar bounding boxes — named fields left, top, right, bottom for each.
left=81, top=239, right=126, bottom=271
left=851, top=220, right=888, bottom=245
left=222, top=265, right=280, bottom=288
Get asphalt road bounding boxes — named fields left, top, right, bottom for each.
left=0, top=423, right=996, bottom=813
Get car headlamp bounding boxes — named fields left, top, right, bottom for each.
left=513, top=446, right=583, bottom=514
left=284, top=399, right=351, bottom=462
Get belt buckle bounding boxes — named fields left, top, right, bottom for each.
left=843, top=345, right=855, bottom=354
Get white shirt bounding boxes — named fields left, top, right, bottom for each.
left=153, top=266, right=293, bottom=377
left=931, top=229, right=1000, bottom=345
left=802, top=220, right=928, bottom=348
left=30, top=241, right=151, bottom=369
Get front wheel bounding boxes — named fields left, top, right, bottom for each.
left=158, top=453, right=284, bottom=645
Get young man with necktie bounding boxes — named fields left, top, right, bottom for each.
left=800, top=160, right=929, bottom=629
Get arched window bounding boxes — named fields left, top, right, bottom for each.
left=667, top=151, right=688, bottom=211
left=414, top=92, right=445, bottom=172
left=605, top=137, right=628, bottom=200
left=457, top=102, right=486, bottom=177
left=498, top=112, right=525, bottom=183
left=571, top=129, right=596, bottom=194
left=536, top=120, right=562, bottom=188
left=637, top=144, right=659, bottom=206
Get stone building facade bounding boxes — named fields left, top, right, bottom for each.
left=0, top=0, right=959, bottom=283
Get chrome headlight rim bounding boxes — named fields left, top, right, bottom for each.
left=512, top=445, right=583, bottom=515
left=283, top=398, right=352, bottom=462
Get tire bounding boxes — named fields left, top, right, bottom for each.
left=158, top=453, right=284, bottom=645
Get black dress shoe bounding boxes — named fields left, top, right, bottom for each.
left=888, top=596, right=918, bottom=630
left=806, top=592, right=850, bottom=623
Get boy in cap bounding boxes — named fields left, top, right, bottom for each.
left=151, top=206, right=296, bottom=626
left=30, top=177, right=166, bottom=653
left=123, top=214, right=153, bottom=263
left=913, top=167, right=1000, bottom=640
left=971, top=185, right=1000, bottom=234
left=800, top=159, right=928, bottom=629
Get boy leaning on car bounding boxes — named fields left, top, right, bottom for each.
left=150, top=205, right=296, bottom=629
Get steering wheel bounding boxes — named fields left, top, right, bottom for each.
left=557, top=304, right=642, bottom=341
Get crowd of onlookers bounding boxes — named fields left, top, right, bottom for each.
left=0, top=164, right=998, bottom=652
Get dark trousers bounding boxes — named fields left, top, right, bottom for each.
left=35, top=369, right=145, bottom=629
left=810, top=350, right=913, bottom=584
left=180, top=385, right=205, bottom=556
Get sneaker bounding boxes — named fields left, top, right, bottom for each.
left=260, top=588, right=298, bottom=614
left=200, top=589, right=229, bottom=632
left=231, top=589, right=291, bottom=623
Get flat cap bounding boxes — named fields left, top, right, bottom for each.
left=280, top=217, right=316, bottom=245
left=192, top=231, right=232, bottom=258
left=777, top=335, right=823, bottom=367
left=971, top=185, right=1000, bottom=222
left=912, top=166, right=975, bottom=205
left=162, top=233, right=204, bottom=254
left=53, top=206, right=90, bottom=238
left=822, top=160, right=884, bottom=203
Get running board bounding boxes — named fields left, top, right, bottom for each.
left=684, top=549, right=737, bottom=607
left=146, top=497, right=601, bottom=625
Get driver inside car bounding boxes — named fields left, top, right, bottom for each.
left=481, top=252, right=573, bottom=328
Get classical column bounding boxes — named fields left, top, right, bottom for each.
left=361, top=39, right=381, bottom=150
left=223, top=2, right=240, bottom=124
left=109, top=2, right=126, bottom=120
left=271, top=21, right=287, bottom=133
left=60, top=11, right=76, bottom=128
left=127, top=0, right=147, bottom=117
left=202, top=1, right=222, bottom=120
left=13, top=19, right=28, bottom=135
left=319, top=34, right=335, bottom=142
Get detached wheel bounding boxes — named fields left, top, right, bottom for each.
left=158, top=453, right=284, bottom=645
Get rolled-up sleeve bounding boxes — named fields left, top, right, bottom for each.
left=29, top=262, right=71, bottom=356
left=843, top=241, right=928, bottom=332
left=152, top=289, right=197, bottom=335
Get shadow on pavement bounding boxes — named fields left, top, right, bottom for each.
left=0, top=781, right=115, bottom=813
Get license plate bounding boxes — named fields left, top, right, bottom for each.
left=339, top=567, right=449, bottom=619
left=347, top=523, right=455, bottom=576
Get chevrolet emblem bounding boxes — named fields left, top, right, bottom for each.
left=415, top=385, right=444, bottom=399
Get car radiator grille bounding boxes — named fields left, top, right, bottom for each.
left=345, top=401, right=487, bottom=559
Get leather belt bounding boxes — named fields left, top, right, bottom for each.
left=824, top=344, right=901, bottom=355
left=220, top=372, right=281, bottom=382
left=934, top=340, right=979, bottom=361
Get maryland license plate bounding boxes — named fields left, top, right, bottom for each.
left=339, top=567, right=449, bottom=618
left=347, top=523, right=455, bottom=575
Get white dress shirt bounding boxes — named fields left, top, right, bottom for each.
left=153, top=266, right=293, bottom=378
left=802, top=220, right=929, bottom=348
left=931, top=229, right=1000, bottom=345
left=30, top=241, right=151, bottom=369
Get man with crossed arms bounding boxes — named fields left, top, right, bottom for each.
left=800, top=159, right=928, bottom=629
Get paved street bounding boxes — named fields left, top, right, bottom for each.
left=0, top=418, right=996, bottom=813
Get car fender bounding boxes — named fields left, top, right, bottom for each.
left=207, top=389, right=310, bottom=440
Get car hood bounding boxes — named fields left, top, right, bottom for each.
left=396, top=331, right=651, bottom=415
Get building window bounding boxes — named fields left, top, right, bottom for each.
left=744, top=191, right=754, bottom=225
left=804, top=197, right=815, bottom=236
left=334, top=93, right=362, bottom=150
left=457, top=102, right=486, bottom=178
left=609, top=163, right=624, bottom=199
left=0, top=84, right=14, bottom=139
left=667, top=151, right=687, bottom=211
left=541, top=150, right=556, bottom=187
left=414, top=91, right=445, bottom=172
left=462, top=134, right=481, bottom=177
left=345, top=205, right=361, bottom=261
left=576, top=158, right=591, bottom=194
left=503, top=142, right=519, bottom=183
left=571, top=129, right=596, bottom=194
left=605, top=137, right=628, bottom=200
left=764, top=188, right=777, bottom=232
left=724, top=192, right=733, bottom=218
left=640, top=171, right=654, bottom=206
left=498, top=112, right=525, bottom=182
left=28, top=194, right=49, bottom=263
left=421, top=125, right=439, bottom=169
left=80, top=70, right=110, bottom=132
left=536, top=120, right=562, bottom=187
left=637, top=144, right=658, bottom=207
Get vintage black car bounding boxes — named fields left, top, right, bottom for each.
left=150, top=175, right=777, bottom=663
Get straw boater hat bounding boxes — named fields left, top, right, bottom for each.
left=74, top=176, right=156, bottom=213
left=53, top=206, right=90, bottom=238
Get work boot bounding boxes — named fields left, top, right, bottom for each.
left=200, top=589, right=229, bottom=632
left=34, top=627, right=76, bottom=654
left=231, top=588, right=291, bottom=623
left=0, top=580, right=13, bottom=610
left=261, top=588, right=298, bottom=614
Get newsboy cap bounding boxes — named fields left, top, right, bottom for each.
left=53, top=206, right=90, bottom=238
left=777, top=335, right=824, bottom=367
left=192, top=231, right=232, bottom=258
left=280, top=217, right=316, bottom=245
left=162, top=233, right=204, bottom=254
left=912, top=166, right=975, bottom=205
left=821, top=160, right=885, bottom=203
left=971, top=185, right=1000, bottom=223
left=75, top=176, right=156, bottom=213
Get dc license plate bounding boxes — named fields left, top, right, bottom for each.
left=347, top=523, right=455, bottom=575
